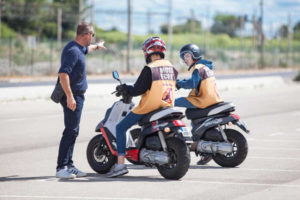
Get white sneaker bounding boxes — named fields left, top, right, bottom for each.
left=56, top=166, right=76, bottom=179
left=106, top=164, right=128, bottom=178
left=68, top=165, right=87, bottom=178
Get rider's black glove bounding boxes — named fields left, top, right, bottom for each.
left=116, top=84, right=128, bottom=93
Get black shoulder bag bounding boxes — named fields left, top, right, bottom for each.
left=50, top=74, right=82, bottom=103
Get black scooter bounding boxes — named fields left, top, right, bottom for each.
left=186, top=102, right=250, bottom=167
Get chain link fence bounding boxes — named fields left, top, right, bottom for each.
left=0, top=36, right=299, bottom=76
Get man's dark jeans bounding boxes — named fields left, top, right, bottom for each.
left=57, top=94, right=84, bottom=170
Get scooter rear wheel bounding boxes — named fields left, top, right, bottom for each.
left=87, top=134, right=117, bottom=174
left=157, top=138, right=190, bottom=180
left=212, top=129, right=248, bottom=167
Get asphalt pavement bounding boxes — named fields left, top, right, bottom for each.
left=0, top=73, right=300, bottom=200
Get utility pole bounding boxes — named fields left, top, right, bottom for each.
left=287, top=13, right=292, bottom=67
left=147, top=9, right=151, bottom=34
left=205, top=7, right=210, bottom=53
left=167, top=0, right=173, bottom=61
left=190, top=9, right=196, bottom=43
left=57, top=7, right=62, bottom=49
left=252, top=13, right=257, bottom=48
left=0, top=0, right=2, bottom=41
left=258, top=0, right=264, bottom=68
left=126, top=0, right=132, bottom=73
left=239, top=15, right=245, bottom=47
left=78, top=0, right=83, bottom=24
left=91, top=0, right=95, bottom=25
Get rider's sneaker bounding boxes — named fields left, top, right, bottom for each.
left=68, top=165, right=87, bottom=177
left=56, top=166, right=76, bottom=179
left=106, top=164, right=128, bottom=178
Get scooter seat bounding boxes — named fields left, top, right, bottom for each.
left=185, top=102, right=235, bottom=120
left=138, top=107, right=183, bottom=126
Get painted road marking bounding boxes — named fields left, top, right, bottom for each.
left=269, top=132, right=284, bottom=136
left=238, top=168, right=300, bottom=173
left=296, top=128, right=300, bottom=132
left=0, top=195, right=169, bottom=200
left=183, top=180, right=300, bottom=188
left=251, top=147, right=300, bottom=151
left=248, top=139, right=300, bottom=143
left=248, top=156, right=300, bottom=160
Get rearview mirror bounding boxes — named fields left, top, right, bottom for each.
left=112, top=70, right=120, bottom=81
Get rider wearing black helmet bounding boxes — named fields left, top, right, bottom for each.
left=107, top=37, right=178, bottom=178
left=175, top=43, right=222, bottom=109
left=175, top=44, right=223, bottom=165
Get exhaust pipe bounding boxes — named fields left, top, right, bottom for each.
left=139, top=148, right=169, bottom=165
left=196, top=140, right=233, bottom=155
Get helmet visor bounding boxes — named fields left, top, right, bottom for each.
left=180, top=51, right=192, bottom=61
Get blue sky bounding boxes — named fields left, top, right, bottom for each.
left=90, top=0, right=300, bottom=37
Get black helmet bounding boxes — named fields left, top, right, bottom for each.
left=179, top=44, right=202, bottom=61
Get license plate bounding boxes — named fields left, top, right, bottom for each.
left=180, top=127, right=192, bottom=137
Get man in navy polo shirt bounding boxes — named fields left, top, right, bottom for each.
left=56, top=22, right=106, bottom=179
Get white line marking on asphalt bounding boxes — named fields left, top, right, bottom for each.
left=252, top=147, right=300, bottom=151
left=291, top=112, right=300, bottom=117
left=248, top=139, right=300, bottom=143
left=184, top=180, right=300, bottom=188
left=248, top=156, right=300, bottom=160
left=1, top=111, right=97, bottom=122
left=0, top=195, right=169, bottom=200
left=296, top=128, right=300, bottom=132
left=36, top=178, right=57, bottom=182
left=4, top=115, right=60, bottom=122
left=239, top=168, right=300, bottom=173
left=269, top=132, right=284, bottom=136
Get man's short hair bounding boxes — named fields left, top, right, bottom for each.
left=76, top=22, right=93, bottom=36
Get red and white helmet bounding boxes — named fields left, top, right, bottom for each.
left=142, top=37, right=166, bottom=63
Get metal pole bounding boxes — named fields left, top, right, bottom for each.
left=259, top=0, right=264, bottom=68
left=57, top=7, right=62, bottom=49
left=31, top=48, right=34, bottom=75
left=287, top=13, right=292, bottom=67
left=190, top=9, right=195, bottom=43
left=50, top=40, right=53, bottom=73
left=167, top=0, right=173, bottom=61
left=205, top=7, right=210, bottom=54
left=0, top=0, right=2, bottom=41
left=9, top=37, right=12, bottom=75
left=126, top=0, right=132, bottom=73
left=147, top=9, right=151, bottom=34
left=91, top=0, right=95, bottom=25
left=79, top=0, right=83, bottom=24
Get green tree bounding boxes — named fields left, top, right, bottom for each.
left=293, top=21, right=300, bottom=40
left=1, top=0, right=89, bottom=39
left=210, top=14, right=241, bottom=37
left=160, top=18, right=201, bottom=34
left=278, top=25, right=288, bottom=38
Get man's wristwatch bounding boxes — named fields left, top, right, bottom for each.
left=96, top=44, right=99, bottom=50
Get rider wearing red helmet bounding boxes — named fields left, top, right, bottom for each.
left=107, top=37, right=178, bottom=178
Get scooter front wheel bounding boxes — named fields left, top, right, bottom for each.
left=87, top=134, right=117, bottom=174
